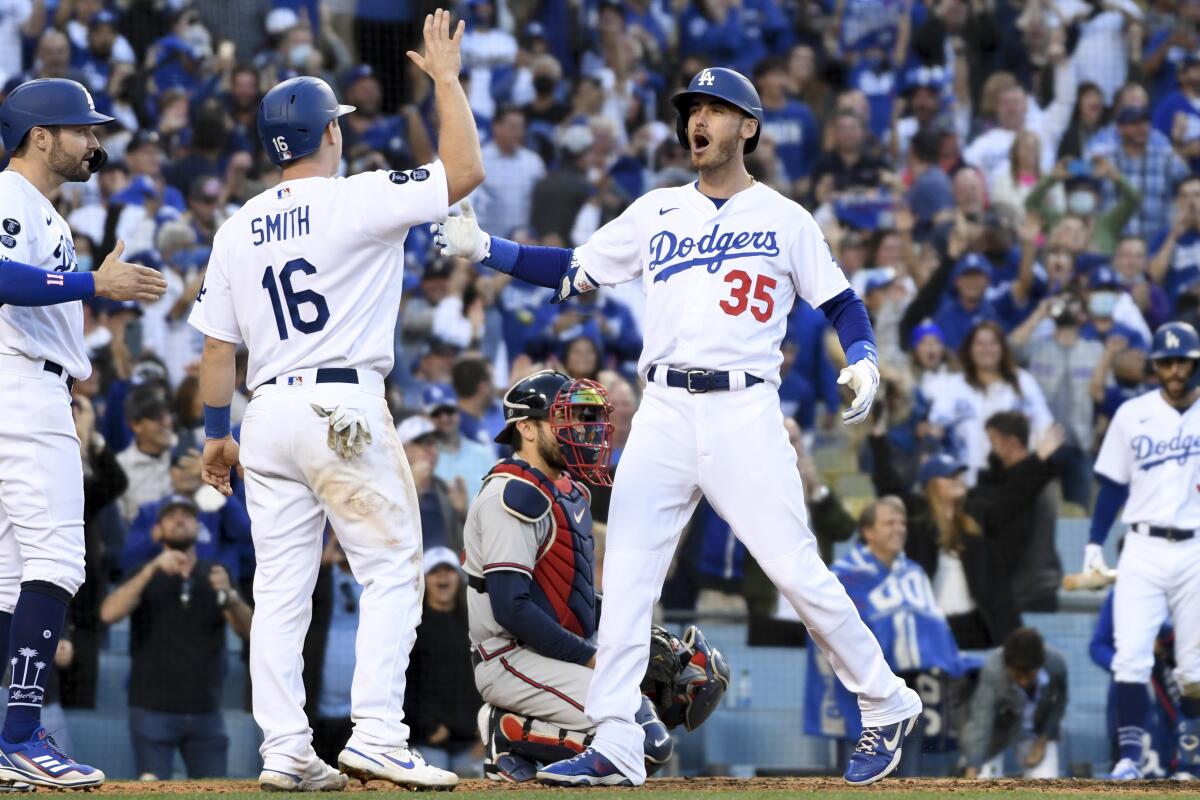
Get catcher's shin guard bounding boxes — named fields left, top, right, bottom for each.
left=638, top=695, right=673, bottom=776
left=483, top=704, right=592, bottom=767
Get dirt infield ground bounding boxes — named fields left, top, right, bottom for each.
left=82, top=777, right=1200, bottom=799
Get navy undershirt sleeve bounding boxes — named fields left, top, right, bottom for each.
left=0, top=260, right=95, bottom=306
left=482, top=236, right=573, bottom=289
left=485, top=570, right=596, bottom=665
left=819, top=287, right=876, bottom=364
left=1090, top=475, right=1129, bottom=545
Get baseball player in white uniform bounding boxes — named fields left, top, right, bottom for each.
left=190, top=11, right=484, bottom=791
left=0, top=78, right=166, bottom=789
left=1087, top=320, right=1200, bottom=781
left=434, top=66, right=921, bottom=786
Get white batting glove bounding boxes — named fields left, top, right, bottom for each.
left=837, top=359, right=879, bottom=425
left=1082, top=543, right=1109, bottom=575
left=311, top=404, right=373, bottom=460
left=430, top=199, right=490, bottom=263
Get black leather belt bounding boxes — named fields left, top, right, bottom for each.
left=467, top=574, right=486, bottom=593
left=259, top=368, right=360, bottom=387
left=43, top=360, right=74, bottom=391
left=1136, top=524, right=1195, bottom=542
left=648, top=365, right=763, bottom=393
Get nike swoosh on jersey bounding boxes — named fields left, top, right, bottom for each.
left=658, top=207, right=678, bottom=215
left=573, top=506, right=586, bottom=523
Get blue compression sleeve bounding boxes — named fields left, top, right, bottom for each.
left=482, top=236, right=573, bottom=288
left=0, top=260, right=95, bottom=306
left=819, top=288, right=877, bottom=364
left=485, top=570, right=596, bottom=665
left=1090, top=475, right=1129, bottom=545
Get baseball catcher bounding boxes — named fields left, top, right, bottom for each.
left=463, top=370, right=729, bottom=782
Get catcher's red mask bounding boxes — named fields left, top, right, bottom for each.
left=549, top=378, right=614, bottom=486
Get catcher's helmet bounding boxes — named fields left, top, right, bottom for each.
left=496, top=369, right=615, bottom=486
left=1150, top=321, right=1200, bottom=361
left=257, top=76, right=355, bottom=166
left=0, top=79, right=114, bottom=151
left=671, top=67, right=763, bottom=155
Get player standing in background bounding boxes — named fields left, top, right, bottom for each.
left=1087, top=320, right=1200, bottom=781
left=434, top=66, right=921, bottom=787
left=0, top=78, right=166, bottom=788
left=190, top=10, right=483, bottom=791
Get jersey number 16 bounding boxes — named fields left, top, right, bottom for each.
left=262, top=258, right=330, bottom=340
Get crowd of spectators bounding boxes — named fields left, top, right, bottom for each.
left=1, top=0, right=1198, bottom=780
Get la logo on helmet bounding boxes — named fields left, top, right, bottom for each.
left=1167, top=332, right=1180, bottom=349
left=697, top=69, right=716, bottom=87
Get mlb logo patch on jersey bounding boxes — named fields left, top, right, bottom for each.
left=2, top=218, right=19, bottom=235
left=277, top=187, right=291, bottom=200
left=287, top=375, right=304, bottom=385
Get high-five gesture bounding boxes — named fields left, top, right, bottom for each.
left=93, top=239, right=168, bottom=302
left=406, top=9, right=464, bottom=84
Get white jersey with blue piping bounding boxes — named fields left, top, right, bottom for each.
left=1093, top=388, right=1200, bottom=529
left=0, top=171, right=89, bottom=378
left=570, top=180, right=850, bottom=385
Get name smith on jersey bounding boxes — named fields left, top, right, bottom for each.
left=250, top=204, right=311, bottom=246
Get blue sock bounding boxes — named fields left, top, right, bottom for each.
left=3, top=583, right=68, bottom=743
left=1114, top=681, right=1149, bottom=763
left=0, top=611, right=11, bottom=667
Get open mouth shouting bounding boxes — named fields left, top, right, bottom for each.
left=691, top=131, right=710, bottom=156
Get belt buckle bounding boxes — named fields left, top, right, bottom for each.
left=685, top=370, right=709, bottom=394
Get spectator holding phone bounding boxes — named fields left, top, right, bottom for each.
left=1025, top=158, right=1141, bottom=256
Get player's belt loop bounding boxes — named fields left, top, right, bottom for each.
left=42, top=360, right=73, bottom=392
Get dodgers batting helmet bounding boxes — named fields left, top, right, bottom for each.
left=671, top=67, right=764, bottom=155
left=496, top=369, right=615, bottom=485
left=257, top=76, right=355, bottom=166
left=1150, top=321, right=1200, bottom=361
left=0, top=79, right=114, bottom=152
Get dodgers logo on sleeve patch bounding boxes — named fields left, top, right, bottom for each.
left=388, top=170, right=409, bottom=184
left=0, top=235, right=14, bottom=249
left=412, top=168, right=429, bottom=181
left=2, top=219, right=19, bottom=235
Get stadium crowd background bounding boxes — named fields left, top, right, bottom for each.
left=0, top=0, right=1197, bottom=781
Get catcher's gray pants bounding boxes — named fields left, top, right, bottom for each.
left=474, top=644, right=594, bottom=733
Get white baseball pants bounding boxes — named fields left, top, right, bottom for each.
left=239, top=370, right=424, bottom=774
left=586, top=382, right=920, bottom=783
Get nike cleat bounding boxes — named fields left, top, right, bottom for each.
left=843, top=714, right=918, bottom=785
left=338, top=745, right=457, bottom=790
left=0, top=726, right=104, bottom=789
left=1109, top=758, right=1144, bottom=780
left=259, top=759, right=348, bottom=792
left=537, top=747, right=633, bottom=787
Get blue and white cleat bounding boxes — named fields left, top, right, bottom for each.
left=338, top=745, right=457, bottom=790
left=1109, top=758, right=1144, bottom=780
left=259, top=759, right=348, bottom=792
left=537, top=747, right=633, bottom=787
left=843, top=714, right=918, bottom=785
left=0, top=726, right=104, bottom=789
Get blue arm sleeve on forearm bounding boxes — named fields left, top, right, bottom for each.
left=1090, top=475, right=1129, bottom=545
left=482, top=236, right=573, bottom=289
left=485, top=570, right=596, bottom=665
left=819, top=288, right=877, bottom=364
left=0, top=260, right=95, bottom=306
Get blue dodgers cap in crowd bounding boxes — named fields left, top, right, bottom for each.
left=862, top=266, right=897, bottom=295
left=951, top=252, right=992, bottom=281
left=910, top=320, right=946, bottom=349
left=1115, top=105, right=1150, bottom=125
left=89, top=9, right=118, bottom=29
left=157, top=492, right=199, bottom=521
left=340, top=64, right=375, bottom=93
left=1089, top=266, right=1122, bottom=290
left=918, top=454, right=967, bottom=487
left=422, top=383, right=458, bottom=414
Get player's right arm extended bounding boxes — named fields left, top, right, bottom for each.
left=0, top=258, right=97, bottom=305
left=486, top=570, right=596, bottom=665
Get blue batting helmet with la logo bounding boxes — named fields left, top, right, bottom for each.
left=1151, top=321, right=1200, bottom=361
left=257, top=76, right=356, bottom=166
left=671, top=67, right=763, bottom=154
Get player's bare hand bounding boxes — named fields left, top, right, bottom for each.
left=837, top=357, right=880, bottom=425
left=94, top=240, right=169, bottom=302
left=202, top=435, right=242, bottom=496
left=311, top=404, right=373, bottom=459
left=1033, top=422, right=1065, bottom=461
left=431, top=199, right=490, bottom=262
left=406, top=9, right=464, bottom=85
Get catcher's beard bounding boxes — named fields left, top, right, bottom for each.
left=536, top=425, right=569, bottom=473
left=48, top=133, right=93, bottom=183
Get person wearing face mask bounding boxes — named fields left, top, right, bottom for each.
left=1081, top=267, right=1150, bottom=350
left=1010, top=291, right=1105, bottom=506
left=1025, top=157, right=1141, bottom=256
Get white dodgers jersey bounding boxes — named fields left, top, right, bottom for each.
left=1094, top=389, right=1200, bottom=529
left=188, top=163, right=449, bottom=389
left=0, top=171, right=90, bottom=378
left=571, top=181, right=850, bottom=384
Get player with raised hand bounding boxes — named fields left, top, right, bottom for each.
left=190, top=8, right=483, bottom=792
left=1087, top=321, right=1200, bottom=781
left=434, top=66, right=920, bottom=787
left=0, top=78, right=167, bottom=790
